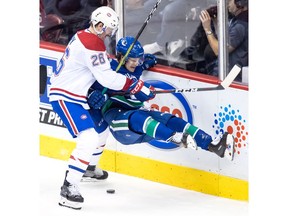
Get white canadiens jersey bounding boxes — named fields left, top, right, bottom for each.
left=49, top=29, right=128, bottom=109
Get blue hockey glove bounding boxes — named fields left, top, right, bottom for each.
left=141, top=54, right=157, bottom=70
left=87, top=89, right=108, bottom=109
left=130, top=80, right=156, bottom=102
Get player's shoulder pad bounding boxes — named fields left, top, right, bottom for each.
left=77, top=30, right=106, bottom=51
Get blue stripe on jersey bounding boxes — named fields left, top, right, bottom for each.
left=68, top=165, right=85, bottom=174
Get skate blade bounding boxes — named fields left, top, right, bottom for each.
left=59, top=197, right=83, bottom=210
left=224, top=134, right=235, bottom=161
left=81, top=177, right=107, bottom=182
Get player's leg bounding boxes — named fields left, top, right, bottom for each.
left=81, top=109, right=110, bottom=182
left=129, top=110, right=188, bottom=146
left=164, top=115, right=235, bottom=160
left=208, top=132, right=235, bottom=160
left=103, top=108, right=149, bottom=144
left=51, top=101, right=102, bottom=209
left=183, top=123, right=234, bottom=159
left=144, top=111, right=194, bottom=148
left=82, top=129, right=110, bottom=182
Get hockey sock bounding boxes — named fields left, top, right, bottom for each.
left=66, top=128, right=101, bottom=185
left=144, top=117, right=175, bottom=140
left=192, top=129, right=213, bottom=150
left=182, top=123, right=213, bottom=150
left=166, top=116, right=188, bottom=132
left=129, top=112, right=174, bottom=141
left=88, top=146, right=104, bottom=167
left=183, top=123, right=198, bottom=136
left=166, top=118, right=213, bottom=150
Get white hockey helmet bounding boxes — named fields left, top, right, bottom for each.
left=90, top=6, right=119, bottom=36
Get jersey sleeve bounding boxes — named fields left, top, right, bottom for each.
left=78, top=31, right=131, bottom=91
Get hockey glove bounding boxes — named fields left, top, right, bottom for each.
left=87, top=89, right=108, bottom=109
left=141, top=54, right=157, bottom=70
left=129, top=80, right=156, bottom=102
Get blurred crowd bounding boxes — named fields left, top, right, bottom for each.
left=40, top=0, right=248, bottom=83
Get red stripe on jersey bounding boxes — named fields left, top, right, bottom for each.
left=122, top=77, right=134, bottom=91
left=50, top=88, right=86, bottom=99
left=59, top=100, right=79, bottom=135
left=79, top=158, right=89, bottom=165
left=70, top=155, right=89, bottom=165
left=77, top=30, right=106, bottom=51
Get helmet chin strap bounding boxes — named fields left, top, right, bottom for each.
left=91, top=21, right=104, bottom=35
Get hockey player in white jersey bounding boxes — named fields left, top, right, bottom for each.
left=49, top=6, right=155, bottom=210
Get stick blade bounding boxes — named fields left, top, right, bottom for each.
left=221, top=64, right=242, bottom=89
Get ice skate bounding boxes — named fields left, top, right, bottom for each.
left=143, top=42, right=164, bottom=54
left=59, top=179, right=84, bottom=210
left=81, top=165, right=109, bottom=182
left=166, top=39, right=185, bottom=61
left=167, top=132, right=198, bottom=150
left=208, top=132, right=235, bottom=161
left=182, top=132, right=198, bottom=150
left=223, top=133, right=235, bottom=161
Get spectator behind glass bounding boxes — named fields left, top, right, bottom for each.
left=41, top=0, right=112, bottom=45
left=179, top=3, right=228, bottom=73
left=143, top=0, right=206, bottom=60
left=124, top=0, right=164, bottom=46
left=199, top=0, right=248, bottom=81
left=40, top=0, right=64, bottom=43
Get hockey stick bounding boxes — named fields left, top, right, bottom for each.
left=102, top=0, right=162, bottom=94
left=111, top=64, right=241, bottom=96
left=151, top=64, right=242, bottom=94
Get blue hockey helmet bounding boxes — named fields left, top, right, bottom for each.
left=116, top=36, right=144, bottom=59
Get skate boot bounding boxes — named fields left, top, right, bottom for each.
left=167, top=132, right=198, bottom=150
left=81, top=165, right=109, bottom=182
left=143, top=42, right=164, bottom=54
left=208, top=132, right=235, bottom=161
left=59, top=171, right=84, bottom=210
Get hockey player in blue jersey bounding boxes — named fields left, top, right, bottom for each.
left=87, top=36, right=235, bottom=161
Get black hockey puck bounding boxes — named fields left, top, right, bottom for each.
left=106, top=189, right=115, bottom=194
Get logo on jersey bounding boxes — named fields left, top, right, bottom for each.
left=131, top=80, right=144, bottom=94
left=80, top=114, right=87, bottom=120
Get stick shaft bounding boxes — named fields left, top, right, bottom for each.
left=102, top=0, right=162, bottom=94
left=152, top=86, right=224, bottom=95
left=135, top=0, right=162, bottom=40
left=115, top=0, right=162, bottom=72
left=151, top=64, right=241, bottom=95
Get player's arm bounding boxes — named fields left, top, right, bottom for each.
left=85, top=48, right=135, bottom=91
left=87, top=78, right=155, bottom=109
left=141, top=53, right=157, bottom=70
left=128, top=79, right=155, bottom=102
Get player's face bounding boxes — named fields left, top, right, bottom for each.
left=104, top=26, right=118, bottom=38
left=125, top=57, right=142, bottom=72
left=96, top=24, right=118, bottom=40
